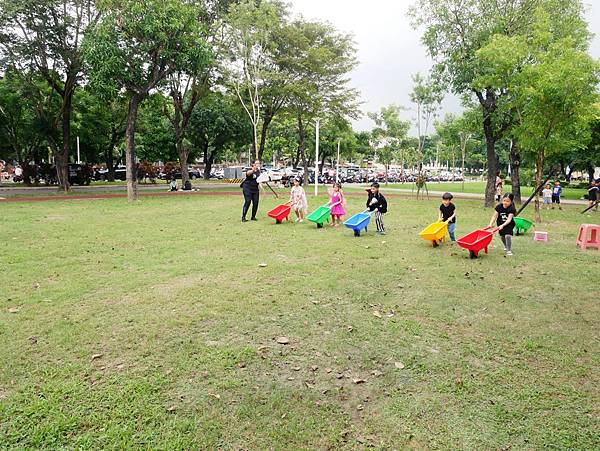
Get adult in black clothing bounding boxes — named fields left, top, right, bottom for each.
left=241, top=160, right=261, bottom=222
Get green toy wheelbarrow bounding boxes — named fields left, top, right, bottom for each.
left=307, top=204, right=331, bottom=228
left=514, top=217, right=534, bottom=236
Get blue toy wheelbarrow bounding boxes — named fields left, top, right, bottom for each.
left=343, top=209, right=374, bottom=237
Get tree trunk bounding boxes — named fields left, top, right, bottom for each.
left=106, top=128, right=119, bottom=182
left=298, top=116, right=308, bottom=187
left=106, top=149, right=115, bottom=182
left=482, top=114, right=498, bottom=207
left=203, top=143, right=213, bottom=180
left=565, top=165, right=573, bottom=182
left=587, top=163, right=595, bottom=183
left=509, top=140, right=522, bottom=205
left=534, top=150, right=544, bottom=222
left=258, top=114, right=273, bottom=161
left=125, top=95, right=141, bottom=202
left=176, top=132, right=190, bottom=187
left=56, top=86, right=74, bottom=192
left=293, top=146, right=300, bottom=168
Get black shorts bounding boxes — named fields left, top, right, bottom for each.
left=499, top=226, right=514, bottom=237
left=552, top=195, right=560, bottom=204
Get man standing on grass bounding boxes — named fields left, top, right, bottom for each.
left=241, top=160, right=261, bottom=222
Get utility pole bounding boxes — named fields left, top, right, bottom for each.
left=314, top=118, right=320, bottom=196
left=336, top=139, right=341, bottom=183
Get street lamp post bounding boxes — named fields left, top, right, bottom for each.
left=314, top=118, right=320, bottom=196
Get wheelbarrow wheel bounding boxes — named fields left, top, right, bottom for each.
left=317, top=223, right=323, bottom=229
left=354, top=230, right=360, bottom=237
left=276, top=219, right=282, bottom=224
left=469, top=250, right=477, bottom=259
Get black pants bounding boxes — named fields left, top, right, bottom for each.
left=242, top=190, right=259, bottom=219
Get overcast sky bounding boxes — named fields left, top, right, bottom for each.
left=289, top=0, right=600, bottom=133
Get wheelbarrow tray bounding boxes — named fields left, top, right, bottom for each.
left=457, top=228, right=494, bottom=258
left=344, top=211, right=372, bottom=236
left=419, top=221, right=448, bottom=242
left=267, top=204, right=291, bottom=223
left=307, top=206, right=331, bottom=226
left=514, top=217, right=534, bottom=235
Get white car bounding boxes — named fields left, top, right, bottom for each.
left=266, top=169, right=283, bottom=182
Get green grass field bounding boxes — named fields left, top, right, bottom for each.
left=383, top=181, right=587, bottom=201
left=1, top=192, right=598, bottom=449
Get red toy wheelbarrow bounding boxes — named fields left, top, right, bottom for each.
left=456, top=226, right=498, bottom=259
left=267, top=203, right=292, bottom=224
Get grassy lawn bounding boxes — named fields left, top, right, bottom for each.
left=382, top=181, right=587, bottom=201
left=1, top=192, right=598, bottom=449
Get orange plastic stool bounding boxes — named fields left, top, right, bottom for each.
left=577, top=224, right=600, bottom=251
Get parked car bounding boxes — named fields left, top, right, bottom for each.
left=68, top=164, right=93, bottom=185
left=95, top=166, right=127, bottom=181
left=158, top=168, right=201, bottom=180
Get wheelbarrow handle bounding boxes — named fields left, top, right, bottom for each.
left=483, top=226, right=499, bottom=233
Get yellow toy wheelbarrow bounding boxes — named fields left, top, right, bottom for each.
left=419, top=221, right=449, bottom=247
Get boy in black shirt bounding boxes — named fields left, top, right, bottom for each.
left=489, top=193, right=517, bottom=256
left=438, top=192, right=457, bottom=242
left=366, top=182, right=388, bottom=235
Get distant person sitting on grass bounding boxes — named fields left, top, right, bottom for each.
left=552, top=181, right=563, bottom=210
left=489, top=193, right=517, bottom=257
left=169, top=179, right=178, bottom=192
left=542, top=184, right=553, bottom=210
left=182, top=180, right=192, bottom=191
left=366, top=182, right=387, bottom=235
left=588, top=179, right=599, bottom=211
left=438, top=192, right=457, bottom=243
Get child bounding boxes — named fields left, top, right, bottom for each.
left=542, top=184, right=553, bottom=210
left=489, top=193, right=517, bottom=257
left=329, top=182, right=346, bottom=227
left=366, top=182, right=388, bottom=235
left=289, top=177, right=308, bottom=222
left=495, top=171, right=503, bottom=202
left=438, top=192, right=456, bottom=242
left=169, top=179, right=178, bottom=192
left=588, top=179, right=599, bottom=211
left=552, top=181, right=563, bottom=210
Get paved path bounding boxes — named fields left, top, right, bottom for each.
left=0, top=182, right=590, bottom=207
left=345, top=185, right=589, bottom=206
left=0, top=183, right=226, bottom=197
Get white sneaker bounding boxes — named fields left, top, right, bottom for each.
left=295, top=218, right=300, bottom=223
left=299, top=219, right=304, bottom=223
left=506, top=251, right=513, bottom=256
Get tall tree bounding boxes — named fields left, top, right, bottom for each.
left=410, top=73, right=442, bottom=172
left=0, top=0, right=98, bottom=190
left=0, top=68, right=41, bottom=164
left=505, top=14, right=599, bottom=220
left=368, top=105, right=410, bottom=184
left=410, top=0, right=590, bottom=206
left=188, top=92, right=251, bottom=179
left=164, top=0, right=233, bottom=187
left=221, top=0, right=287, bottom=159
left=284, top=19, right=359, bottom=185
left=83, top=0, right=210, bottom=201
